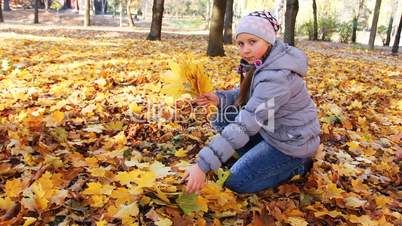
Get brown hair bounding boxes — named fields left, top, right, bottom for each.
left=235, top=67, right=256, bottom=107
left=235, top=45, right=272, bottom=107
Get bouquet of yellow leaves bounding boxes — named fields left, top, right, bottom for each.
left=161, top=56, right=213, bottom=99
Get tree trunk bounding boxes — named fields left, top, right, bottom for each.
left=223, top=0, right=233, bottom=44
left=312, top=0, right=318, bottom=40
left=93, top=0, right=100, bottom=14
left=284, top=0, right=299, bottom=46
left=127, top=0, right=134, bottom=27
left=34, top=0, right=39, bottom=24
left=102, top=0, right=107, bottom=14
left=274, top=0, right=285, bottom=33
left=0, top=0, right=3, bottom=23
left=352, top=0, right=365, bottom=43
left=368, top=0, right=382, bottom=50
left=143, top=0, right=148, bottom=20
left=385, top=16, right=394, bottom=46
left=352, top=16, right=358, bottom=43
left=44, top=0, right=49, bottom=11
left=64, top=0, right=72, bottom=9
left=120, top=0, right=124, bottom=27
left=84, top=0, right=90, bottom=26
left=207, top=0, right=226, bottom=56
left=147, top=0, right=164, bottom=40
left=206, top=0, right=213, bottom=29
left=392, top=14, right=402, bottom=54
left=74, top=0, right=79, bottom=12
left=385, top=0, right=398, bottom=46
left=3, top=0, right=10, bottom=11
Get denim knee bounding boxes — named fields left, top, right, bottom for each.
left=224, top=175, right=254, bottom=193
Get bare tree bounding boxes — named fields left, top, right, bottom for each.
left=3, top=0, right=10, bottom=11
left=0, top=0, right=3, bottom=23
left=392, top=14, right=402, bottom=54
left=352, top=0, right=366, bottom=43
left=368, top=0, right=382, bottom=50
left=74, top=0, right=79, bottom=12
left=44, top=0, right=49, bottom=11
left=207, top=0, right=226, bottom=56
left=385, top=0, right=398, bottom=46
left=284, top=0, right=298, bottom=46
left=147, top=0, right=164, bottom=40
left=127, top=0, right=134, bottom=27
left=312, top=0, right=318, bottom=40
left=223, top=0, right=233, bottom=44
left=34, top=0, right=39, bottom=24
left=120, top=0, right=124, bottom=26
left=84, top=0, right=90, bottom=26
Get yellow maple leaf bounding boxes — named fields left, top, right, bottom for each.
left=154, top=187, right=170, bottom=203
left=201, top=183, right=241, bottom=212
left=90, top=194, right=109, bottom=208
left=322, top=183, right=344, bottom=200
left=287, top=217, right=308, bottom=226
left=149, top=161, right=172, bottom=179
left=134, top=171, right=156, bottom=188
left=96, top=220, right=108, bottom=226
left=174, top=148, right=188, bottom=157
left=82, top=182, right=114, bottom=195
left=344, top=196, right=367, bottom=208
left=45, top=110, right=65, bottom=127
left=38, top=172, right=55, bottom=192
left=129, top=103, right=143, bottom=113
left=111, top=187, right=135, bottom=206
left=89, top=167, right=108, bottom=177
left=31, top=183, right=49, bottom=210
left=0, top=197, right=14, bottom=210
left=351, top=179, right=369, bottom=194
left=5, top=178, right=23, bottom=198
left=161, top=56, right=213, bottom=99
left=374, top=195, right=391, bottom=208
left=22, top=217, right=37, bottom=226
left=113, top=202, right=139, bottom=223
left=346, top=141, right=360, bottom=151
left=197, top=196, right=208, bottom=212
left=347, top=100, right=363, bottom=110
left=349, top=214, right=377, bottom=226
left=115, top=171, right=135, bottom=185
left=85, top=157, right=99, bottom=168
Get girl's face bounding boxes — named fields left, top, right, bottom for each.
left=236, top=33, right=271, bottom=64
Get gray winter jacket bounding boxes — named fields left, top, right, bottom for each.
left=197, top=40, right=320, bottom=173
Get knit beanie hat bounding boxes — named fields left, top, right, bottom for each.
left=236, top=11, right=280, bottom=45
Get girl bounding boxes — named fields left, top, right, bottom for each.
left=184, top=11, right=320, bottom=193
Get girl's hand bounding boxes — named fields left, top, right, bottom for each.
left=183, top=164, right=206, bottom=193
left=195, top=93, right=219, bottom=107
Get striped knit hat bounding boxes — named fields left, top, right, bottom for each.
left=236, top=11, right=280, bottom=45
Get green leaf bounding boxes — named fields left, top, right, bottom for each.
left=300, top=192, right=314, bottom=206
left=215, top=168, right=231, bottom=187
left=176, top=193, right=200, bottom=215
left=51, top=127, right=68, bottom=143
left=105, top=121, right=125, bottom=132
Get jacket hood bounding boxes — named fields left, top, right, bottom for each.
left=256, top=40, right=308, bottom=77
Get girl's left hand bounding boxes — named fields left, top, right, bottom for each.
left=183, top=164, right=206, bottom=193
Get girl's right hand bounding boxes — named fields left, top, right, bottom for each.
left=195, top=93, right=219, bottom=107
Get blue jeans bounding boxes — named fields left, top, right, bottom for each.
left=212, top=107, right=312, bottom=193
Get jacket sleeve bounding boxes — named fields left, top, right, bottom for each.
left=197, top=70, right=291, bottom=173
left=215, top=88, right=240, bottom=110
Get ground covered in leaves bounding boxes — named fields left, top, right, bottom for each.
left=0, top=30, right=401, bottom=226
